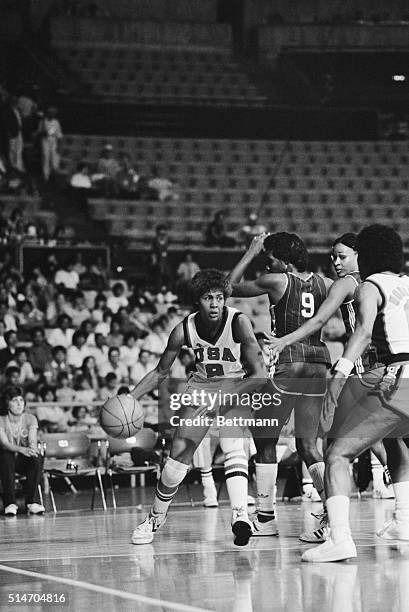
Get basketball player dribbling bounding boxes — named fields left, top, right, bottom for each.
left=303, top=225, right=409, bottom=562
left=131, top=269, right=266, bottom=547
left=228, top=232, right=331, bottom=540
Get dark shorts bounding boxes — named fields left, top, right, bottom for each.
left=271, top=362, right=328, bottom=397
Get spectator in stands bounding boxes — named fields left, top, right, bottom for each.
left=80, top=319, right=95, bottom=347
left=205, top=211, right=236, bottom=247
left=240, top=213, right=267, bottom=247
left=141, top=318, right=167, bottom=365
left=0, top=385, right=45, bottom=515
left=73, top=253, right=87, bottom=278
left=55, top=371, right=75, bottom=404
left=68, top=292, right=91, bottom=328
left=28, top=327, right=52, bottom=372
left=81, top=356, right=99, bottom=396
left=67, top=330, right=91, bottom=370
left=4, top=96, right=24, bottom=172
left=106, top=318, right=124, bottom=349
left=49, top=346, right=70, bottom=384
left=151, top=225, right=171, bottom=290
left=96, top=144, right=120, bottom=196
left=165, top=306, right=182, bottom=333
left=38, top=106, right=63, bottom=180
left=8, top=347, right=35, bottom=386
left=4, top=366, right=21, bottom=387
left=73, top=372, right=98, bottom=406
left=15, top=299, right=44, bottom=337
left=36, top=385, right=67, bottom=433
left=148, top=166, right=178, bottom=202
left=176, top=251, right=200, bottom=304
left=70, top=162, right=92, bottom=190
left=48, top=314, right=74, bottom=349
left=130, top=349, right=153, bottom=385
left=69, top=404, right=97, bottom=432
left=46, top=290, right=72, bottom=326
left=116, top=153, right=140, bottom=199
left=120, top=331, right=141, bottom=376
left=94, top=310, right=111, bottom=337
left=54, top=261, right=80, bottom=295
left=91, top=293, right=108, bottom=324
left=0, top=330, right=18, bottom=370
left=99, top=345, right=127, bottom=382
left=107, top=282, right=128, bottom=314
left=99, top=372, right=119, bottom=401
left=0, top=299, right=17, bottom=332
left=89, top=256, right=109, bottom=290
left=89, top=332, right=108, bottom=371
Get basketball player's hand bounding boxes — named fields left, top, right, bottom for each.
left=268, top=336, right=287, bottom=358
left=247, top=233, right=270, bottom=257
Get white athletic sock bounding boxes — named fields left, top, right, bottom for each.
left=326, top=495, right=351, bottom=543
left=224, top=450, right=248, bottom=511
left=393, top=481, right=409, bottom=523
left=255, top=463, right=277, bottom=521
left=201, top=468, right=217, bottom=496
left=371, top=452, right=384, bottom=490
left=308, top=461, right=326, bottom=505
left=152, top=457, right=189, bottom=515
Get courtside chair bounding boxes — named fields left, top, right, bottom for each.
left=104, top=429, right=159, bottom=509
left=42, top=433, right=107, bottom=513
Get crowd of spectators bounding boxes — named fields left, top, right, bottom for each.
left=0, top=251, right=196, bottom=436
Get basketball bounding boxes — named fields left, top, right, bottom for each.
left=100, top=394, right=145, bottom=439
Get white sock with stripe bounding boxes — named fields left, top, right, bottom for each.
left=152, top=457, right=189, bottom=516
left=255, top=462, right=277, bottom=522
left=224, top=450, right=248, bottom=511
left=201, top=468, right=217, bottom=497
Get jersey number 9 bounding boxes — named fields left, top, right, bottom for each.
left=301, top=292, right=315, bottom=318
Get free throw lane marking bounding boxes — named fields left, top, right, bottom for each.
left=0, top=564, right=213, bottom=612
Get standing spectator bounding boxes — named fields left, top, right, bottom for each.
left=96, top=144, right=120, bottom=196
left=4, top=96, right=24, bottom=172
left=107, top=282, right=128, bottom=314
left=38, top=106, right=63, bottom=180
left=98, top=346, right=128, bottom=384
left=66, top=330, right=91, bottom=370
left=0, top=385, right=45, bottom=515
left=28, top=327, right=52, bottom=372
left=47, top=314, right=74, bottom=349
left=205, top=211, right=236, bottom=247
left=176, top=251, right=200, bottom=304
left=116, top=153, right=139, bottom=198
left=151, top=225, right=171, bottom=290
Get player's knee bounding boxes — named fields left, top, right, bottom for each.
left=324, top=444, right=351, bottom=469
left=170, top=438, right=197, bottom=464
left=219, top=437, right=244, bottom=455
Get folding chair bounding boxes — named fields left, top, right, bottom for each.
left=42, top=433, right=106, bottom=513
left=104, top=429, right=160, bottom=509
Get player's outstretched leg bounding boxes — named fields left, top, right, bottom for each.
left=132, top=457, right=189, bottom=544
left=221, top=438, right=252, bottom=546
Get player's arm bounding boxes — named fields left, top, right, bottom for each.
left=270, top=276, right=354, bottom=353
left=227, top=234, right=266, bottom=288
left=230, top=273, right=284, bottom=298
left=130, top=323, right=184, bottom=401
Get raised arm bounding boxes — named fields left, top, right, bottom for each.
left=130, top=323, right=184, bottom=401
left=341, top=282, right=380, bottom=366
left=228, top=234, right=266, bottom=285
left=269, top=275, right=354, bottom=354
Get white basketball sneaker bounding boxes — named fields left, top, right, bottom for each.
left=132, top=512, right=166, bottom=545
left=27, top=503, right=45, bottom=514
left=231, top=507, right=253, bottom=547
left=373, top=484, right=395, bottom=499
left=4, top=504, right=18, bottom=516
left=203, top=494, right=219, bottom=508
left=299, top=511, right=329, bottom=543
left=302, top=536, right=357, bottom=563
left=377, top=515, right=409, bottom=541
left=252, top=516, right=279, bottom=537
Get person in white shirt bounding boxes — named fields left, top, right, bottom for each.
left=130, top=349, right=154, bottom=384
left=120, top=331, right=141, bottom=374
left=70, top=163, right=92, bottom=189
left=66, top=330, right=92, bottom=370
left=98, top=346, right=128, bottom=383
left=54, top=263, right=79, bottom=292
left=47, top=314, right=74, bottom=349
left=89, top=332, right=109, bottom=371
left=39, top=106, right=63, bottom=180
left=0, top=300, right=17, bottom=332
left=106, top=282, right=128, bottom=314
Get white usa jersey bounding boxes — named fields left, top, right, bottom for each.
left=366, top=273, right=409, bottom=363
left=183, top=307, right=244, bottom=380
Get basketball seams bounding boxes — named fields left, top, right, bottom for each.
left=101, top=395, right=144, bottom=439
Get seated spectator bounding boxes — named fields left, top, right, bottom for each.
left=107, top=282, right=128, bottom=314
left=73, top=253, right=87, bottom=278
left=69, top=405, right=97, bottom=432
left=148, top=166, right=178, bottom=202
left=91, top=293, right=108, bottom=324
left=205, top=211, right=236, bottom=247
left=0, top=300, right=17, bottom=332
left=0, top=330, right=18, bottom=370
left=28, top=327, right=52, bottom=372
left=7, top=347, right=35, bottom=386
left=73, top=373, right=98, bottom=406
left=49, top=345, right=70, bottom=384
left=81, top=355, right=99, bottom=395
left=130, top=349, right=154, bottom=384
left=70, top=162, right=92, bottom=190
left=89, top=332, right=109, bottom=371
left=141, top=319, right=167, bottom=364
left=46, top=290, right=72, bottom=326
left=4, top=365, right=21, bottom=387
left=69, top=292, right=91, bottom=328
left=240, top=213, right=267, bottom=247
left=54, top=262, right=80, bottom=295
left=36, top=385, right=68, bottom=433
left=96, top=144, right=120, bottom=196
left=47, top=314, right=74, bottom=349
left=120, top=331, right=141, bottom=375
left=53, top=224, right=75, bottom=245
left=80, top=319, right=95, bottom=347
left=67, top=330, right=91, bottom=370
left=0, top=385, right=45, bottom=515
left=15, top=299, right=44, bottom=337
left=166, top=306, right=182, bottom=333
left=176, top=251, right=200, bottom=304
left=94, top=311, right=111, bottom=338
left=106, top=319, right=124, bottom=349
left=99, top=372, right=119, bottom=401
left=55, top=371, right=75, bottom=404
left=89, top=256, right=109, bottom=290
left=115, top=306, right=137, bottom=335
left=98, top=346, right=128, bottom=384
left=116, top=153, right=140, bottom=199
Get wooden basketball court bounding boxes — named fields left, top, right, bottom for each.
left=0, top=485, right=405, bottom=611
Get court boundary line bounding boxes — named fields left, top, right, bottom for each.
left=0, top=564, right=213, bottom=612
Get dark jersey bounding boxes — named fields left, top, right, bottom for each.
left=271, top=272, right=331, bottom=365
